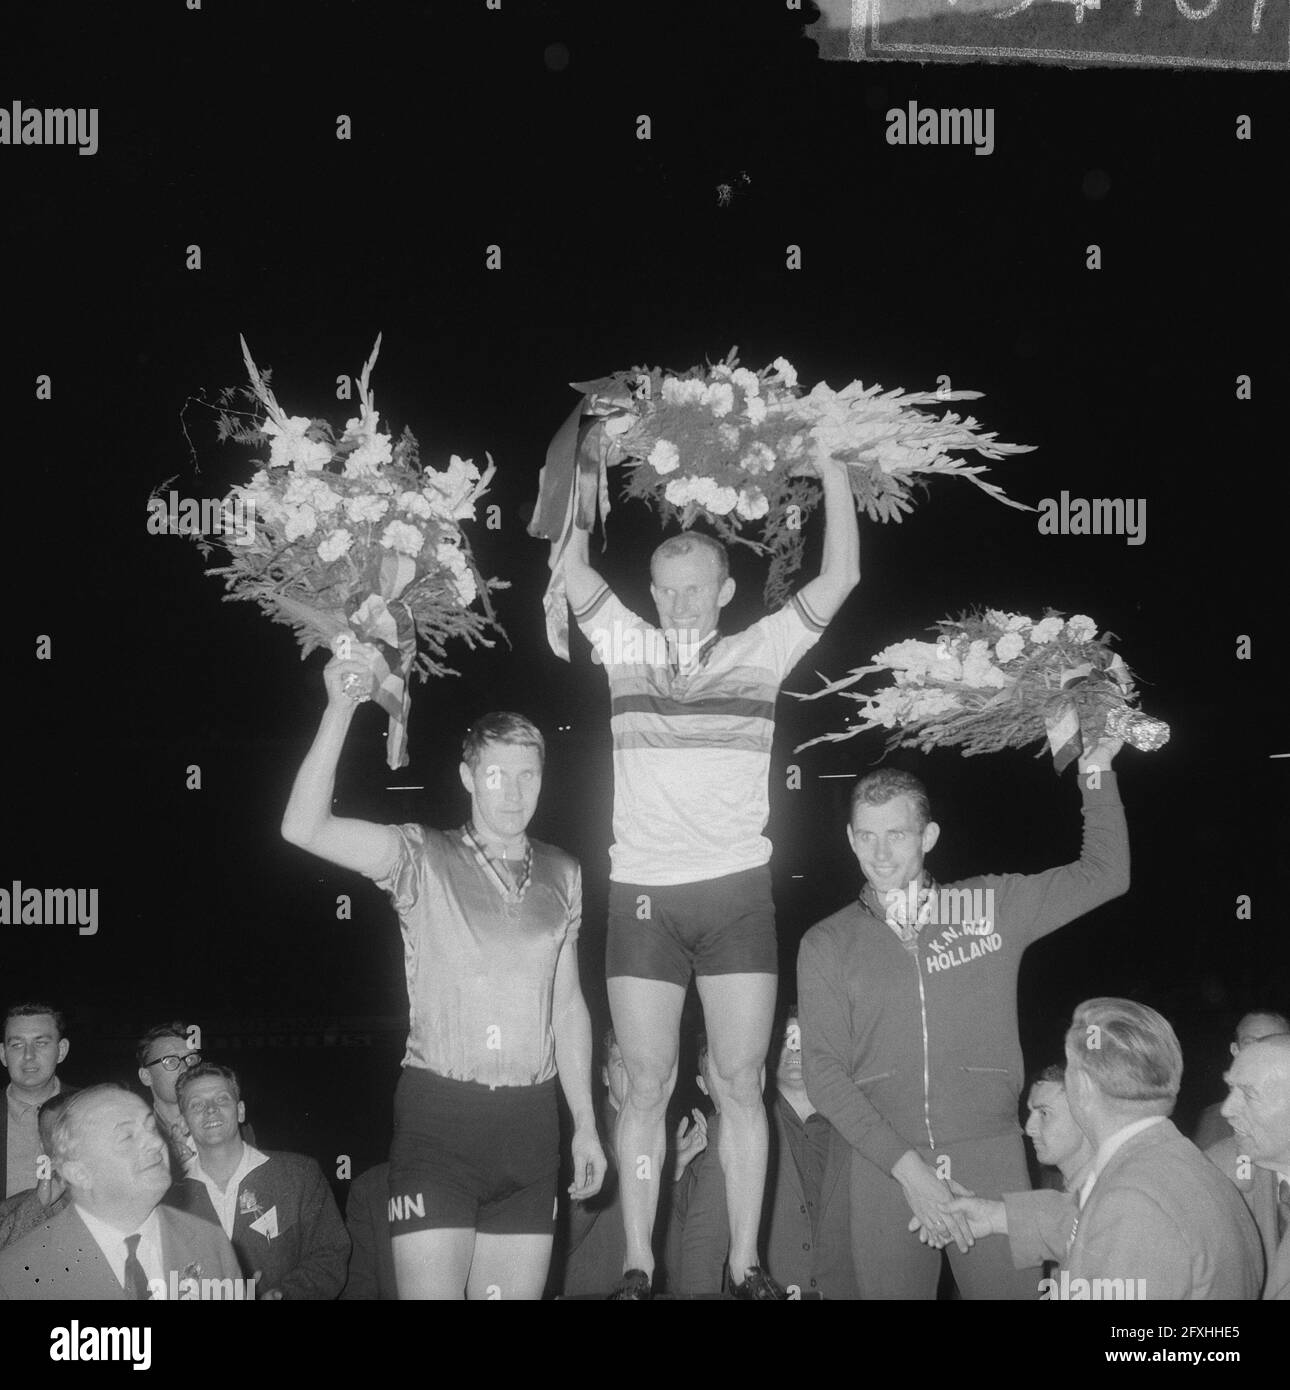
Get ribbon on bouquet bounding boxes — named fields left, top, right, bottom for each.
left=1043, top=653, right=1170, bottom=773
left=335, top=551, right=420, bottom=770
left=528, top=393, right=630, bottom=660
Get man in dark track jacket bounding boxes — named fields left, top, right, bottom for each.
left=797, top=739, right=1128, bottom=1299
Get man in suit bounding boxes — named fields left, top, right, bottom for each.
left=671, top=1013, right=857, bottom=1298
left=923, top=998, right=1263, bottom=1300
left=165, top=1062, right=349, bottom=1300
left=1193, top=1010, right=1289, bottom=1151
left=0, top=1084, right=241, bottom=1299
left=341, top=1161, right=397, bottom=1300
left=3, top=1002, right=77, bottom=1198
left=0, top=1092, right=74, bottom=1251
left=1206, top=1034, right=1290, bottom=1300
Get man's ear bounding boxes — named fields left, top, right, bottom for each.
left=718, top=577, right=736, bottom=609
left=57, top=1038, right=70, bottom=1066
left=846, top=823, right=858, bottom=856
left=1230, top=1042, right=1240, bottom=1059
left=137, top=1067, right=152, bottom=1091
left=459, top=761, right=474, bottom=796
left=921, top=821, right=940, bottom=855
left=236, top=1101, right=247, bottom=1126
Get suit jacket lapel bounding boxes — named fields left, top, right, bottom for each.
left=63, top=1207, right=128, bottom=1300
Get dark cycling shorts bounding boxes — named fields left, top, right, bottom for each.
left=387, top=1067, right=559, bottom=1237
left=605, top=864, right=777, bottom=986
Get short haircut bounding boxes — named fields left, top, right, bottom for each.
left=850, top=768, right=931, bottom=829
left=37, top=1090, right=75, bottom=1153
left=1236, top=1009, right=1290, bottom=1038
left=461, top=712, right=545, bottom=772
left=49, top=1084, right=128, bottom=1169
left=1065, top=998, right=1182, bottom=1105
left=650, top=531, right=730, bottom=584
left=1031, top=1064, right=1067, bottom=1088
left=136, top=1020, right=194, bottom=1068
left=4, top=1002, right=67, bottom=1039
left=176, top=1061, right=242, bottom=1110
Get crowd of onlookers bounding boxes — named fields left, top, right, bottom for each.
left=1, top=999, right=1286, bottom=1299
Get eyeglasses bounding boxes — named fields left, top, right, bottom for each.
left=147, top=1051, right=202, bottom=1072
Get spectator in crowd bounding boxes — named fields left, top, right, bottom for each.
left=0, top=1084, right=240, bottom=1299
left=1207, top=1034, right=1290, bottom=1300
left=562, top=1027, right=707, bottom=1296
left=341, top=1161, right=397, bottom=1300
left=798, top=739, right=1128, bottom=1300
left=4, top=1002, right=77, bottom=1198
left=671, top=1010, right=857, bottom=1298
left=1025, top=1065, right=1093, bottom=1193
left=1192, top=1010, right=1289, bottom=1151
left=165, top=1062, right=349, bottom=1300
left=136, top=1021, right=204, bottom=1178
left=0, top=1091, right=74, bottom=1250
left=927, top=998, right=1263, bottom=1300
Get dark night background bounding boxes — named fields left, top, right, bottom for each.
left=3, top=0, right=1286, bottom=1326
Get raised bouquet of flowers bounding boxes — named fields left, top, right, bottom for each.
left=569, top=350, right=1036, bottom=608
left=199, top=335, right=505, bottom=769
left=792, top=609, right=1170, bottom=772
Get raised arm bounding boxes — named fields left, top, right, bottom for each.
left=551, top=467, right=606, bottom=613
left=795, top=457, right=860, bottom=626
left=996, top=736, right=1129, bottom=948
left=280, top=652, right=399, bottom=879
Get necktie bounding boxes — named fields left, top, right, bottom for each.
left=123, top=1233, right=151, bottom=1300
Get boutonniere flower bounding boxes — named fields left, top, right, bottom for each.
left=238, top=1189, right=264, bottom=1219
left=177, top=1262, right=203, bottom=1300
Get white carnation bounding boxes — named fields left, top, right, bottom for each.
left=772, top=357, right=798, bottom=389
left=380, top=520, right=425, bottom=557
left=398, top=490, right=434, bottom=519
left=705, top=485, right=739, bottom=516
left=740, top=442, right=777, bottom=475
left=263, top=416, right=331, bottom=473
left=1030, top=616, right=1064, bottom=644
left=736, top=488, right=769, bottom=520
left=283, top=504, right=318, bottom=542
left=731, top=368, right=760, bottom=398
left=317, top=528, right=353, bottom=563
left=344, top=494, right=389, bottom=525
left=703, top=382, right=735, bottom=418
left=995, top=631, right=1025, bottom=663
left=1065, top=614, right=1098, bottom=643
left=648, top=439, right=681, bottom=475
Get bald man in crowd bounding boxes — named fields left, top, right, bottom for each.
left=1193, top=1010, right=1289, bottom=1151
left=0, top=1085, right=240, bottom=1299
left=1207, top=1035, right=1290, bottom=1300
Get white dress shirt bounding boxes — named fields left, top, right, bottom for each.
left=75, top=1203, right=164, bottom=1295
left=189, top=1142, right=269, bottom=1238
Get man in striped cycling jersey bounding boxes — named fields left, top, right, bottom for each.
left=555, top=457, right=859, bottom=1299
